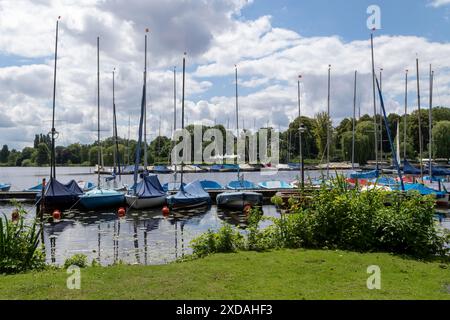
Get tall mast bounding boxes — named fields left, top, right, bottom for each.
left=143, top=30, right=149, bottom=172
left=416, top=57, right=423, bottom=179
left=112, top=68, right=121, bottom=179
left=50, top=17, right=60, bottom=180
left=180, top=53, right=186, bottom=186
left=352, top=71, right=357, bottom=170
left=127, top=114, right=130, bottom=165
left=404, top=69, right=408, bottom=161
left=97, top=36, right=101, bottom=188
left=379, top=68, right=383, bottom=163
left=326, top=65, right=331, bottom=179
left=173, top=66, right=177, bottom=136
left=297, top=74, right=302, bottom=180
left=370, top=32, right=379, bottom=171
left=429, top=65, right=433, bottom=178
left=112, top=69, right=116, bottom=172
left=235, top=65, right=239, bottom=140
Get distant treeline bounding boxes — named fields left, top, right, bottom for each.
left=0, top=107, right=449, bottom=167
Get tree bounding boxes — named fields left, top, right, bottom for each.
left=35, top=143, right=50, bottom=166
left=313, top=112, right=333, bottom=159
left=356, top=121, right=376, bottom=160
left=341, top=131, right=371, bottom=165
left=432, top=121, right=450, bottom=160
left=0, top=145, right=9, bottom=163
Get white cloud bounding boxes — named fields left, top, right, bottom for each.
left=428, top=0, right=450, bottom=7
left=0, top=0, right=449, bottom=150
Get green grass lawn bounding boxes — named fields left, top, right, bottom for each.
left=0, top=249, right=449, bottom=300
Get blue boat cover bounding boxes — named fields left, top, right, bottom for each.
left=403, top=160, right=421, bottom=175
left=288, top=163, right=301, bottom=169
left=349, top=170, right=379, bottom=179
left=227, top=180, right=259, bottom=190
left=64, top=180, right=84, bottom=195
left=153, top=165, right=172, bottom=173
left=399, top=183, right=446, bottom=196
left=425, top=165, right=450, bottom=176
left=168, top=181, right=211, bottom=205
left=45, top=178, right=78, bottom=198
left=134, top=175, right=166, bottom=199
left=211, top=164, right=239, bottom=172
left=369, top=177, right=398, bottom=186
left=200, top=180, right=224, bottom=190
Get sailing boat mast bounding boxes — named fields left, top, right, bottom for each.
left=96, top=37, right=101, bottom=188
left=173, top=66, right=177, bottom=136
left=379, top=68, right=383, bottom=163
left=326, top=65, right=331, bottom=179
left=297, top=74, right=303, bottom=182
left=370, top=32, right=379, bottom=171
left=143, top=30, right=149, bottom=172
left=352, top=71, right=357, bottom=170
left=180, top=53, right=186, bottom=187
left=416, top=57, right=424, bottom=179
left=112, top=68, right=121, bottom=180
left=50, top=17, right=60, bottom=180
left=429, top=65, right=434, bottom=178
left=235, top=65, right=239, bottom=140
left=404, top=69, right=408, bottom=161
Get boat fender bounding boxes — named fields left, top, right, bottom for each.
left=118, top=207, right=126, bottom=218
left=162, top=206, right=170, bottom=217
left=243, top=204, right=252, bottom=216
left=52, top=210, right=61, bottom=221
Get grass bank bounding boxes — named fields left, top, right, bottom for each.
left=0, top=249, right=449, bottom=300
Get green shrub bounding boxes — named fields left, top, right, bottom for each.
left=191, top=224, right=244, bottom=257
left=0, top=205, right=46, bottom=274
left=64, top=254, right=88, bottom=269
left=191, top=175, right=450, bottom=259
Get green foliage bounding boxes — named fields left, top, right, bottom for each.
left=63, top=254, right=88, bottom=269
left=341, top=131, right=371, bottom=164
left=192, top=177, right=449, bottom=259
left=0, top=145, right=9, bottom=163
left=432, top=121, right=450, bottom=159
left=190, top=224, right=244, bottom=258
left=313, top=112, right=332, bottom=158
left=0, top=204, right=45, bottom=274
left=35, top=143, right=49, bottom=166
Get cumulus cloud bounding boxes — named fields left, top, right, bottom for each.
left=428, top=0, right=450, bottom=7
left=0, top=0, right=449, bottom=150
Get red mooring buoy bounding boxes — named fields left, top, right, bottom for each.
left=118, top=207, right=126, bottom=218
left=243, top=204, right=252, bottom=216
left=162, top=206, right=170, bottom=217
left=52, top=210, right=61, bottom=221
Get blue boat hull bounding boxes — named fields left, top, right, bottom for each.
left=79, top=194, right=125, bottom=210
left=0, top=184, right=11, bottom=192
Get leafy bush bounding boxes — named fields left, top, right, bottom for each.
left=64, top=254, right=88, bottom=268
left=191, top=224, right=244, bottom=258
left=0, top=205, right=46, bottom=274
left=191, top=176, right=450, bottom=259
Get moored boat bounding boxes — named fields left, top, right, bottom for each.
left=0, top=183, right=11, bottom=192
left=259, top=180, right=293, bottom=189
left=125, top=175, right=166, bottom=209
left=167, top=180, right=211, bottom=209
left=216, top=191, right=263, bottom=210
left=227, top=180, right=259, bottom=190
left=79, top=188, right=125, bottom=210
left=199, top=180, right=224, bottom=190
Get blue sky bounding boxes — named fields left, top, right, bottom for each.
left=0, top=0, right=450, bottom=149
left=241, top=0, right=450, bottom=42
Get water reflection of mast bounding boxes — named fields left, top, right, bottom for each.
left=113, top=219, right=121, bottom=264
left=50, top=236, right=56, bottom=264
left=133, top=220, right=141, bottom=264
left=144, top=227, right=148, bottom=265
left=174, top=219, right=178, bottom=260
left=97, top=224, right=101, bottom=263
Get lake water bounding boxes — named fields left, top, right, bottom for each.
left=0, top=167, right=448, bottom=266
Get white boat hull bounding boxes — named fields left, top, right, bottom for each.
left=125, top=195, right=166, bottom=209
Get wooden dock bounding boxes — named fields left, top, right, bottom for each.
left=0, top=191, right=38, bottom=203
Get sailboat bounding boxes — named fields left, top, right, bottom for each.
left=125, top=31, right=166, bottom=210
left=167, top=53, right=212, bottom=210
left=78, top=37, right=125, bottom=211
left=216, top=65, right=263, bottom=210
left=37, top=18, right=81, bottom=211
